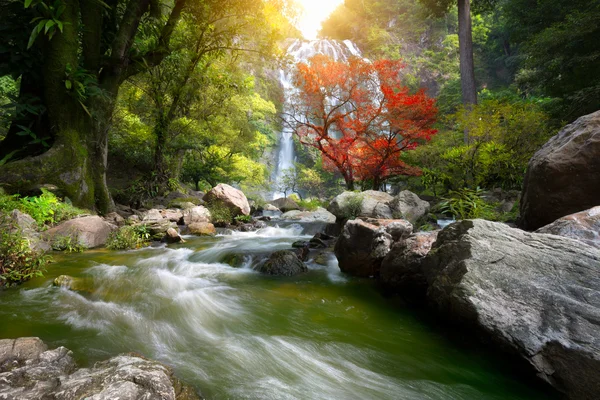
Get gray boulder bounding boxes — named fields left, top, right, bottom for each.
left=423, top=219, right=600, bottom=399
left=256, top=250, right=307, bottom=276
left=164, top=227, right=185, bottom=243
left=387, top=190, right=430, bottom=224
left=0, top=337, right=201, bottom=400
left=536, top=206, right=600, bottom=248
left=271, top=197, right=300, bottom=213
left=520, top=110, right=600, bottom=230
left=42, top=216, right=117, bottom=249
left=380, top=230, right=439, bottom=297
left=182, top=206, right=211, bottom=225
left=334, top=219, right=393, bottom=277
left=328, top=190, right=394, bottom=220
left=204, top=183, right=250, bottom=216
left=280, top=208, right=336, bottom=223
left=6, top=209, right=50, bottom=252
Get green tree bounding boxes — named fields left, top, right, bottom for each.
left=0, top=0, right=188, bottom=212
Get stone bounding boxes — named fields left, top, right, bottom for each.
left=308, top=238, right=327, bottom=249
left=164, top=228, right=185, bottom=243
left=270, top=197, right=300, bottom=213
left=359, top=218, right=414, bottom=242
left=104, top=212, right=125, bottom=227
left=162, top=209, right=184, bottom=223
left=141, top=209, right=164, bottom=223
left=379, top=230, right=439, bottom=297
left=146, top=219, right=176, bottom=240
left=520, top=110, right=600, bottom=230
left=256, top=250, right=307, bottom=276
left=422, top=219, right=600, bottom=399
left=187, top=222, right=216, bottom=236
left=0, top=337, right=201, bottom=400
left=52, top=275, right=92, bottom=293
left=328, top=190, right=394, bottom=220
left=204, top=183, right=250, bottom=216
left=183, top=206, right=211, bottom=225
left=280, top=208, right=336, bottom=223
left=387, top=190, right=430, bottom=224
left=263, top=203, right=280, bottom=212
left=334, top=219, right=393, bottom=277
left=42, top=216, right=117, bottom=249
left=5, top=209, right=50, bottom=252
left=536, top=206, right=600, bottom=248
left=291, top=246, right=310, bottom=262
left=292, top=240, right=309, bottom=248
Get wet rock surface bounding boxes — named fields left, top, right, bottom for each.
left=423, top=220, right=600, bottom=399
left=256, top=250, right=308, bottom=276
left=42, top=216, right=117, bottom=249
left=0, top=337, right=201, bottom=400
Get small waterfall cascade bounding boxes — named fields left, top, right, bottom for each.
left=271, top=39, right=363, bottom=200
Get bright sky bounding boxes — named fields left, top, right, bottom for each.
left=295, top=0, right=345, bottom=40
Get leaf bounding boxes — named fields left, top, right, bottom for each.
left=56, top=20, right=63, bottom=33
left=44, top=20, right=56, bottom=34
left=27, top=25, right=40, bottom=49
left=24, top=0, right=34, bottom=8
left=65, top=80, right=72, bottom=90
left=78, top=100, right=92, bottom=117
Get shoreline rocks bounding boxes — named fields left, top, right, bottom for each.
left=423, top=220, right=600, bottom=399
left=204, top=183, right=250, bottom=216
left=0, top=337, right=201, bottom=400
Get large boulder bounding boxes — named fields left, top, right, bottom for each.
left=204, top=184, right=250, bottom=216
left=328, top=190, right=394, bottom=220
left=42, top=216, right=116, bottom=249
left=334, top=219, right=393, bottom=277
left=536, top=206, right=600, bottom=248
left=280, top=208, right=336, bottom=223
left=387, top=190, right=430, bottom=224
left=380, top=230, right=439, bottom=297
left=187, top=222, right=216, bottom=236
left=520, top=110, right=600, bottom=230
left=270, top=197, right=300, bottom=213
left=5, top=209, right=50, bottom=252
left=182, top=206, right=211, bottom=225
left=0, top=337, right=201, bottom=400
left=423, top=219, right=600, bottom=399
left=256, top=250, right=307, bottom=276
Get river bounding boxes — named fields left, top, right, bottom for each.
left=0, top=225, right=556, bottom=399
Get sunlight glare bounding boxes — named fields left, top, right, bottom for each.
left=295, top=0, right=344, bottom=40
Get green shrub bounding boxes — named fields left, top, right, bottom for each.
left=297, top=198, right=324, bottom=211
left=51, top=235, right=87, bottom=253
left=106, top=225, right=150, bottom=250
left=343, top=193, right=364, bottom=219
left=206, top=201, right=232, bottom=225
left=234, top=214, right=252, bottom=223
left=437, top=188, right=496, bottom=220
left=0, top=216, right=50, bottom=287
left=0, top=189, right=86, bottom=227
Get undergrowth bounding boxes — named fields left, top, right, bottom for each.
left=106, top=225, right=151, bottom=250
left=0, top=189, right=86, bottom=227
left=0, top=215, right=50, bottom=287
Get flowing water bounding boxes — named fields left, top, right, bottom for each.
left=272, top=39, right=364, bottom=199
left=0, top=225, right=556, bottom=400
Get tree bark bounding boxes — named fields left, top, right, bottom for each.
left=457, top=0, right=477, bottom=143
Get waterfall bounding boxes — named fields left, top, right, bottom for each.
left=271, top=39, right=363, bottom=200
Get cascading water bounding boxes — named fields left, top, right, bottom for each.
left=272, top=39, right=364, bottom=200
left=0, top=224, right=554, bottom=399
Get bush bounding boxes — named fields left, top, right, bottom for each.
left=343, top=193, right=364, bottom=219
left=0, top=189, right=86, bottom=227
left=297, top=198, right=324, bottom=211
left=206, top=201, right=232, bottom=225
left=234, top=214, right=252, bottom=223
left=0, top=216, right=50, bottom=287
left=106, top=225, right=150, bottom=250
left=437, top=187, right=496, bottom=220
left=51, top=235, right=87, bottom=253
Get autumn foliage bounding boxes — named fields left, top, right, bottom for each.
left=286, top=55, right=437, bottom=190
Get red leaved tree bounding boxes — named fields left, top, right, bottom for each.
left=286, top=55, right=437, bottom=190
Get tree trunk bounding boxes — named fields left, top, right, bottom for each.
left=345, top=179, right=354, bottom=191
left=457, top=0, right=477, bottom=143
